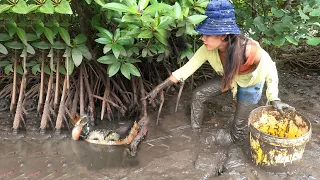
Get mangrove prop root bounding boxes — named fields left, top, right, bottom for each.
left=139, top=77, right=147, bottom=118
left=13, top=55, right=27, bottom=130
left=54, top=60, right=60, bottom=111
left=83, top=66, right=95, bottom=125
left=80, top=67, right=84, bottom=117
left=130, top=116, right=149, bottom=156
left=156, top=90, right=165, bottom=125
left=40, top=72, right=53, bottom=131
left=175, top=81, right=184, bottom=112
left=10, top=59, right=17, bottom=113
left=55, top=76, right=67, bottom=131
left=37, top=60, right=45, bottom=114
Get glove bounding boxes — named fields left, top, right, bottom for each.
left=141, top=78, right=175, bottom=101
left=271, top=100, right=295, bottom=115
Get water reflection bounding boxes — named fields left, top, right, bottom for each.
left=70, top=139, right=139, bottom=170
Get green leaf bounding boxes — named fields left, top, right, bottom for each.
left=77, top=44, right=92, bottom=60
left=27, top=4, right=39, bottom=13
left=39, top=0, right=54, bottom=14
left=0, top=43, right=8, bottom=54
left=127, top=58, right=141, bottom=63
left=44, top=27, right=54, bottom=45
left=310, top=8, right=320, bottom=16
left=5, top=64, right=13, bottom=74
left=4, top=41, right=24, bottom=50
left=58, top=66, right=67, bottom=75
left=0, top=4, right=12, bottom=13
left=285, top=36, right=299, bottom=46
left=158, top=16, right=173, bottom=29
left=155, top=29, right=167, bottom=45
left=104, top=3, right=130, bottom=13
left=143, top=3, right=171, bottom=15
left=85, top=0, right=92, bottom=4
left=253, top=16, right=267, bottom=32
left=27, top=33, right=40, bottom=41
left=0, top=33, right=13, bottom=41
left=271, top=7, right=284, bottom=18
left=112, top=44, right=126, bottom=58
left=108, top=62, right=121, bottom=77
left=95, top=38, right=112, bottom=44
left=95, top=26, right=113, bottom=40
left=306, top=37, right=320, bottom=46
left=122, top=14, right=140, bottom=22
left=32, top=64, right=41, bottom=75
left=187, top=15, right=207, bottom=24
left=272, top=36, right=286, bottom=46
left=120, top=63, right=131, bottom=79
left=72, top=47, right=83, bottom=67
left=127, top=63, right=141, bottom=76
left=12, top=0, right=28, bottom=14
left=93, top=0, right=105, bottom=6
left=185, top=24, right=197, bottom=35
left=138, top=0, right=150, bottom=11
left=103, top=44, right=112, bottom=54
left=176, top=27, right=185, bottom=37
left=142, top=48, right=148, bottom=57
left=114, top=28, right=121, bottom=41
left=0, top=60, right=11, bottom=67
left=75, top=34, right=87, bottom=44
left=138, top=29, right=153, bottom=38
left=32, top=41, right=51, bottom=50
left=55, top=0, right=73, bottom=14
left=66, top=57, right=74, bottom=75
left=44, top=64, right=51, bottom=75
left=16, top=65, right=23, bottom=75
left=16, top=27, right=28, bottom=46
left=298, top=8, right=309, bottom=20
left=53, top=41, right=66, bottom=49
left=59, top=27, right=71, bottom=46
left=97, top=55, right=118, bottom=64
left=117, top=36, right=134, bottom=45
left=27, top=44, right=35, bottom=54
left=173, top=2, right=182, bottom=19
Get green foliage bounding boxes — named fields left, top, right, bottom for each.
left=1, top=0, right=319, bottom=78
left=233, top=0, right=320, bottom=46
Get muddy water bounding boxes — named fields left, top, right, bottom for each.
left=1, top=93, right=319, bottom=180
left=1, top=71, right=320, bottom=179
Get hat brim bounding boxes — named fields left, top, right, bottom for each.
left=196, top=18, right=241, bottom=35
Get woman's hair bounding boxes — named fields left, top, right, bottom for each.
left=221, top=34, right=247, bottom=91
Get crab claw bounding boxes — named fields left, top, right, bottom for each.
left=72, top=116, right=88, bottom=140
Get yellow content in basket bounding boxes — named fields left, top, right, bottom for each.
left=253, top=111, right=308, bottom=138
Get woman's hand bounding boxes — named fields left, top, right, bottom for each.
left=141, top=76, right=177, bottom=101
left=271, top=100, right=295, bottom=115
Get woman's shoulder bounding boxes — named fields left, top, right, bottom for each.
left=245, top=39, right=262, bottom=65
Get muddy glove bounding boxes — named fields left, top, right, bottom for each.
left=271, top=100, right=295, bottom=115
left=141, top=78, right=175, bottom=101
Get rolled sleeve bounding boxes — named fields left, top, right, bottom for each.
left=265, top=61, right=281, bottom=103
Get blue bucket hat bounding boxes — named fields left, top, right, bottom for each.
left=196, top=0, right=240, bottom=35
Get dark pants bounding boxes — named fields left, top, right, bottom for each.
left=191, top=77, right=263, bottom=143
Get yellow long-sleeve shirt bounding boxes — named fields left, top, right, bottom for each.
left=172, top=41, right=280, bottom=103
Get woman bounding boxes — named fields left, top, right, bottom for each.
left=143, top=0, right=293, bottom=146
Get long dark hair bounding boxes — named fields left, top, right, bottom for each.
left=221, top=34, right=247, bottom=91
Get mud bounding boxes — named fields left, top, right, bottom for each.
left=0, top=66, right=320, bottom=180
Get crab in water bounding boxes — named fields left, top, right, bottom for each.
left=72, top=115, right=139, bottom=145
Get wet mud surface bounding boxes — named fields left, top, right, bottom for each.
left=0, top=67, right=320, bottom=180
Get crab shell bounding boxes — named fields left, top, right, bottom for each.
left=72, top=125, right=83, bottom=140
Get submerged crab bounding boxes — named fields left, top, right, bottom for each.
left=72, top=115, right=139, bottom=145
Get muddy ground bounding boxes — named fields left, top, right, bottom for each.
left=0, top=64, right=320, bottom=180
